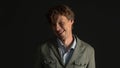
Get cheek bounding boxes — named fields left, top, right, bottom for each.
left=62, top=25, right=66, bottom=30
left=61, top=23, right=72, bottom=30
left=65, top=24, right=72, bottom=30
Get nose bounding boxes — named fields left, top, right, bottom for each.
left=54, top=24, right=61, bottom=31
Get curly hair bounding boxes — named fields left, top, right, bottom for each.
left=46, top=4, right=75, bottom=23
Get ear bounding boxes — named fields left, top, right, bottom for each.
left=70, top=19, right=74, bottom=24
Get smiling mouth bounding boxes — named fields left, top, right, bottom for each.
left=57, top=30, right=64, bottom=35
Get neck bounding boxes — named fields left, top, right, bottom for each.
left=61, top=34, right=73, bottom=49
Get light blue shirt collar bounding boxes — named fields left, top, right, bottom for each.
left=57, top=36, right=76, bottom=50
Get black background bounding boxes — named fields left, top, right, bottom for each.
left=1, top=0, right=120, bottom=68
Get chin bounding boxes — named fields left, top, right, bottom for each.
left=60, top=35, right=66, bottom=40
left=56, top=35, right=63, bottom=39
left=56, top=32, right=65, bottom=39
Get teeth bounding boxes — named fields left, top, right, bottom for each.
left=57, top=30, right=64, bottom=35
left=60, top=31, right=64, bottom=34
left=58, top=31, right=63, bottom=34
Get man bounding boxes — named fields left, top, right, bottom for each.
left=34, top=4, right=95, bottom=68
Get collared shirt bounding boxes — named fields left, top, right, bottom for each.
left=57, top=36, right=76, bottom=65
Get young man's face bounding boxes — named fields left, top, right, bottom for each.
left=51, top=15, right=74, bottom=40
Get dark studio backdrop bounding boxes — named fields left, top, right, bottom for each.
left=1, top=0, right=120, bottom=68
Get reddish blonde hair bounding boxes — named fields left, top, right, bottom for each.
left=47, top=5, right=75, bottom=23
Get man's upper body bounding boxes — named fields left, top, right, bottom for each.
left=34, top=4, right=95, bottom=68
left=34, top=35, right=95, bottom=68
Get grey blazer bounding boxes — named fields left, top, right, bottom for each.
left=34, top=36, right=95, bottom=68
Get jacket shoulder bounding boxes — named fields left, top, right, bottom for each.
left=40, top=38, right=55, bottom=49
left=38, top=38, right=56, bottom=54
left=81, top=40, right=94, bottom=50
left=80, top=40, right=95, bottom=57
left=75, top=35, right=94, bottom=51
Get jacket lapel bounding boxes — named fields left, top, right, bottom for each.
left=49, top=39, right=64, bottom=65
left=66, top=36, right=85, bottom=66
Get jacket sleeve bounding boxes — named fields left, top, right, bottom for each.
left=87, top=48, right=96, bottom=68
